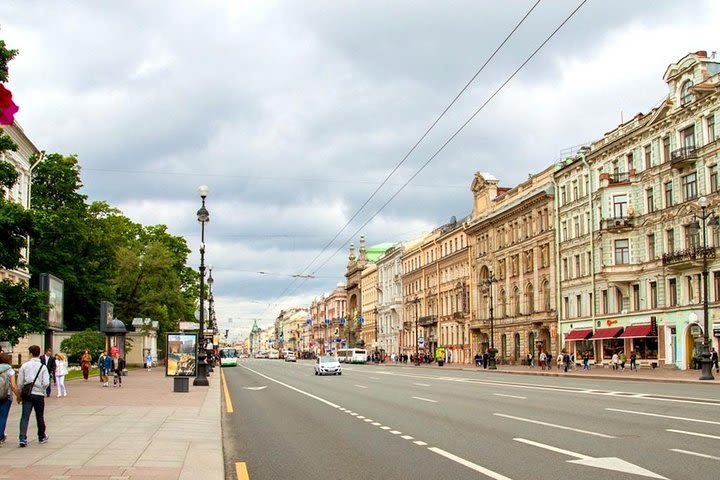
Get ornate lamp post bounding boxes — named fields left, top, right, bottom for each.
left=206, top=266, right=215, bottom=371
left=688, top=196, right=718, bottom=380
left=411, top=296, right=421, bottom=366
left=484, top=271, right=498, bottom=370
left=194, top=185, right=210, bottom=386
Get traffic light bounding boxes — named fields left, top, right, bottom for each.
left=650, top=316, right=657, bottom=336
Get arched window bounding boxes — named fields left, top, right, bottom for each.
left=513, top=286, right=521, bottom=316
left=529, top=332, right=536, bottom=359
left=526, top=283, right=535, bottom=314
left=514, top=333, right=521, bottom=362
left=501, top=334, right=507, bottom=359
left=499, top=289, right=507, bottom=317
left=542, top=280, right=551, bottom=311
left=681, top=79, right=694, bottom=105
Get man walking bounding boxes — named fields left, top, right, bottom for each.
left=40, top=348, right=55, bottom=397
left=17, top=345, right=50, bottom=447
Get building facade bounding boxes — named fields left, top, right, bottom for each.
left=376, top=244, right=404, bottom=359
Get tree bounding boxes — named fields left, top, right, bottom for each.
left=59, top=329, right=104, bottom=364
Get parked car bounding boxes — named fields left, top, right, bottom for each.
left=315, top=355, right=342, bottom=376
left=284, top=351, right=297, bottom=362
left=268, top=350, right=280, bottom=359
left=255, top=351, right=269, bottom=359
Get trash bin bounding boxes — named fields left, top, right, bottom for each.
left=173, top=377, right=189, bottom=393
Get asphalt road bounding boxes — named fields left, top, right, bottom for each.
left=221, top=359, right=720, bottom=480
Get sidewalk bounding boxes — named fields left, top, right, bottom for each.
left=0, top=367, right=223, bottom=480
left=388, top=360, right=720, bottom=384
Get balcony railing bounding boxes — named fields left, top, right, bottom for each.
left=662, top=246, right=716, bottom=266
left=607, top=172, right=631, bottom=184
left=601, top=217, right=633, bottom=230
left=452, top=311, right=466, bottom=320
left=670, top=145, right=697, bottom=164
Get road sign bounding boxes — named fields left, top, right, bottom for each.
left=418, top=336, right=425, bottom=346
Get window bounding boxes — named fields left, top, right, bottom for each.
left=649, top=281, right=658, bottom=309
left=562, top=258, right=569, bottom=280
left=575, top=254, right=581, bottom=278
left=710, top=164, right=719, bottom=193
left=613, top=194, right=628, bottom=218
left=542, top=280, right=551, bottom=311
left=574, top=216, right=581, bottom=237
left=668, top=278, right=678, bottom=307
left=667, top=228, right=675, bottom=254
left=601, top=290, right=608, bottom=314
left=682, top=172, right=698, bottom=201
left=626, top=152, right=634, bottom=172
left=572, top=180, right=578, bottom=201
left=664, top=181, right=673, bottom=208
left=714, top=271, right=720, bottom=302
left=685, top=224, right=700, bottom=249
left=576, top=294, right=582, bottom=317
left=561, top=222, right=567, bottom=241
left=561, top=185, right=567, bottom=205
left=647, top=233, right=656, bottom=260
left=681, top=125, right=696, bottom=150
left=563, top=297, right=569, bottom=319
left=708, top=113, right=716, bottom=143
left=687, top=275, right=694, bottom=304
left=646, top=188, right=655, bottom=213
left=615, top=239, right=630, bottom=265
left=681, top=79, right=694, bottom=105
left=526, top=284, right=534, bottom=314
left=633, top=284, right=640, bottom=311
left=663, top=136, right=671, bottom=163
left=644, top=144, right=652, bottom=169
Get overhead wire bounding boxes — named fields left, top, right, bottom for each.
left=262, top=0, right=547, bottom=316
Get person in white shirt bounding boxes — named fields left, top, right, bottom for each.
left=53, top=353, right=69, bottom=398
left=16, top=345, right=50, bottom=447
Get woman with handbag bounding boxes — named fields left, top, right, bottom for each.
left=0, top=352, right=20, bottom=445
left=54, top=353, right=68, bottom=398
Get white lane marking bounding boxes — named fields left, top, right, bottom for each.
left=670, top=448, right=720, bottom=460
left=401, top=435, right=414, bottom=440
left=413, top=382, right=431, bottom=387
left=514, top=438, right=668, bottom=479
left=354, top=384, right=368, bottom=389
left=380, top=426, right=391, bottom=430
left=495, top=413, right=615, bottom=438
left=607, top=408, right=720, bottom=425
left=363, top=419, right=373, bottom=423
left=239, top=366, right=340, bottom=408
left=414, top=440, right=427, bottom=446
left=356, top=415, right=365, bottom=419
left=412, top=396, right=438, bottom=403
left=493, top=393, right=526, bottom=399
left=667, top=429, right=720, bottom=440
left=428, top=447, right=514, bottom=480
left=390, top=430, right=402, bottom=435
left=369, top=377, right=380, bottom=380
left=349, top=412, right=358, bottom=416
left=371, top=422, right=381, bottom=426
left=243, top=386, right=267, bottom=390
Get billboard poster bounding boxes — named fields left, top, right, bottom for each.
left=39, top=273, right=64, bottom=331
left=100, top=301, right=114, bottom=332
left=165, top=333, right=197, bottom=377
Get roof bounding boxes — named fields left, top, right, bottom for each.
left=366, top=243, right=396, bottom=262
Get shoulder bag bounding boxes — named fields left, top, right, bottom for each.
left=20, top=364, right=43, bottom=401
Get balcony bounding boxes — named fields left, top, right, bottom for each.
left=662, top=246, right=715, bottom=269
left=599, top=171, right=634, bottom=188
left=452, top=311, right=467, bottom=320
left=670, top=146, right=698, bottom=167
left=601, top=217, right=633, bottom=231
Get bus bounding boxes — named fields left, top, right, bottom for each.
left=219, top=347, right=238, bottom=367
left=336, top=348, right=368, bottom=364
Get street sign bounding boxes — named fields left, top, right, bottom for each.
left=418, top=336, right=425, bottom=346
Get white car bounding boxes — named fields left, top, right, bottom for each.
left=315, top=355, right=342, bottom=376
left=284, top=351, right=297, bottom=362
left=268, top=350, right=280, bottom=359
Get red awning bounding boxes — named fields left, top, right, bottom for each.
left=620, top=324, right=654, bottom=338
left=565, top=329, right=593, bottom=341
left=591, top=327, right=624, bottom=340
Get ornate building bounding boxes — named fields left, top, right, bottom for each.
left=376, top=243, right=403, bottom=358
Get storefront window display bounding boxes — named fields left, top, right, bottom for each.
left=602, top=338, right=624, bottom=359
left=632, top=337, right=658, bottom=359
left=575, top=340, right=594, bottom=358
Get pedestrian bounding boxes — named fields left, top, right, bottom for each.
left=556, top=352, right=563, bottom=371
left=711, top=348, right=719, bottom=373
left=16, top=345, right=50, bottom=447
left=54, top=353, right=68, bottom=398
left=582, top=351, right=590, bottom=370
left=630, top=350, right=638, bottom=371
left=99, top=350, right=112, bottom=387
left=80, top=349, right=92, bottom=381
left=539, top=351, right=546, bottom=370
left=527, top=353, right=533, bottom=368
left=611, top=352, right=619, bottom=370
left=40, top=348, right=56, bottom=397
left=0, top=352, right=20, bottom=446
left=112, top=352, right=126, bottom=387
left=562, top=351, right=571, bottom=372
left=144, top=351, right=153, bottom=372
left=619, top=351, right=627, bottom=371
left=482, top=351, right=489, bottom=369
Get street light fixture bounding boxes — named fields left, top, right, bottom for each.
left=688, top=195, right=718, bottom=380
left=411, top=296, right=421, bottom=366
left=207, top=265, right=215, bottom=371
left=194, top=185, right=210, bottom=387
left=484, top=271, right=498, bottom=370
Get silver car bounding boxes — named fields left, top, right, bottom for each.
left=284, top=351, right=297, bottom=362
left=315, top=355, right=342, bottom=375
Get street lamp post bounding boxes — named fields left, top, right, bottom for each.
left=689, top=196, right=718, bottom=381
left=206, top=266, right=215, bottom=372
left=484, top=271, right=498, bottom=370
left=411, top=296, right=421, bottom=366
left=194, top=185, right=210, bottom=387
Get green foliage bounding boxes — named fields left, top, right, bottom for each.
left=0, top=37, right=18, bottom=83
left=0, top=279, right=48, bottom=345
left=59, top=329, right=104, bottom=364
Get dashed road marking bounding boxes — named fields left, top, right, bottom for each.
left=412, top=396, right=438, bottom=403
left=495, top=413, right=615, bottom=438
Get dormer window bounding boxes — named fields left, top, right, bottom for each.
left=681, top=79, right=694, bottom=105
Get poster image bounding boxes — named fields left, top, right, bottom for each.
left=40, top=273, right=64, bottom=331
left=166, top=333, right=197, bottom=377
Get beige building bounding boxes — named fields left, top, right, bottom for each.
left=466, top=170, right=557, bottom=364
left=360, top=263, right=379, bottom=355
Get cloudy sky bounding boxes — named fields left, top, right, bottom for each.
left=1, top=0, right=718, bottom=339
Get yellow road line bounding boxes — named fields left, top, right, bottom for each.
left=236, top=462, right=250, bottom=480
left=221, top=368, right=234, bottom=413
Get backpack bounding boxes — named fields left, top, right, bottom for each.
left=0, top=365, right=12, bottom=399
